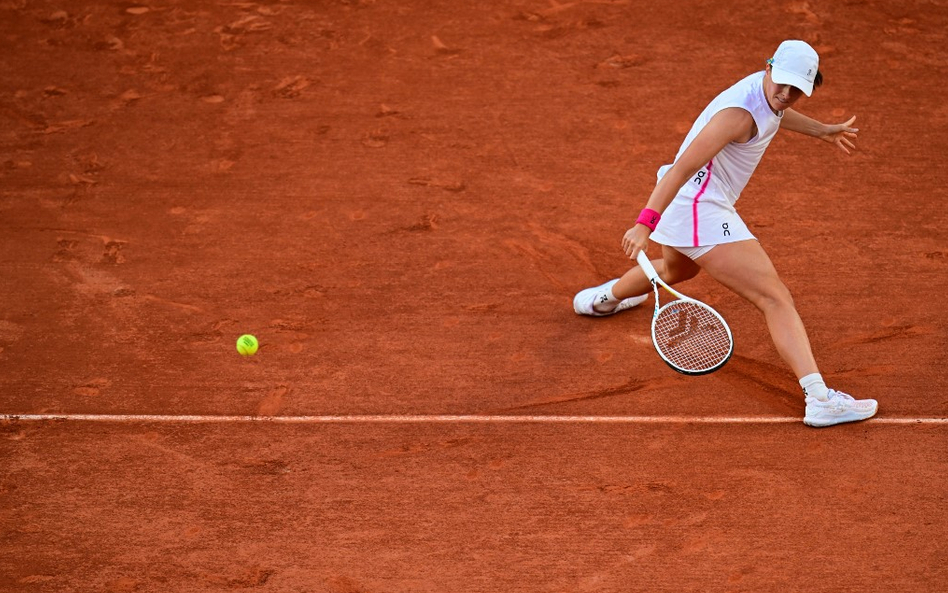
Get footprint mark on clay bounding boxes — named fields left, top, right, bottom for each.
left=73, top=378, right=111, bottom=397
left=404, top=213, right=438, bottom=232
left=72, top=151, right=104, bottom=175
left=215, top=15, right=273, bottom=51
left=431, top=35, right=462, bottom=56
left=101, top=240, right=127, bottom=264
left=52, top=239, right=79, bottom=262
left=503, top=238, right=569, bottom=291
left=682, top=536, right=710, bottom=553
left=257, top=384, right=289, bottom=416
left=273, top=76, right=311, bottom=98
left=785, top=1, right=823, bottom=25
left=362, top=129, right=389, bottom=148
left=301, top=285, right=325, bottom=299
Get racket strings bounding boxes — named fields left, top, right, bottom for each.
left=653, top=300, right=731, bottom=372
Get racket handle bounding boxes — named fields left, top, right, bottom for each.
left=636, top=250, right=659, bottom=282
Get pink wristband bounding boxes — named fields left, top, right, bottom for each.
left=636, top=208, right=661, bottom=231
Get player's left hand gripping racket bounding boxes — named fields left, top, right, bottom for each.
left=636, top=251, right=733, bottom=375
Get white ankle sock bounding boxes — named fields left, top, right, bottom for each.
left=800, top=373, right=829, bottom=401
left=592, top=286, right=619, bottom=313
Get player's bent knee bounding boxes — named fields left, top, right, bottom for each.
left=663, top=262, right=700, bottom=285
left=752, top=284, right=795, bottom=313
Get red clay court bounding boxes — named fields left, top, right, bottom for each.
left=2, top=1, right=947, bottom=591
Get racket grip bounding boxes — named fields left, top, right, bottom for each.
left=636, top=251, right=659, bottom=281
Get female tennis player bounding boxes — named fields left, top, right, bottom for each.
left=573, top=40, right=878, bottom=427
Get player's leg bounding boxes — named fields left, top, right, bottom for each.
left=696, top=239, right=877, bottom=426
left=612, top=244, right=701, bottom=299
left=574, top=245, right=700, bottom=316
left=695, top=239, right=818, bottom=378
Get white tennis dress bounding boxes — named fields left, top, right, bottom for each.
left=649, top=71, right=782, bottom=249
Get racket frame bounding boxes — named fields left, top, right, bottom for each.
left=636, top=251, right=734, bottom=375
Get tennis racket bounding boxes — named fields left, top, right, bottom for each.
left=636, top=251, right=733, bottom=375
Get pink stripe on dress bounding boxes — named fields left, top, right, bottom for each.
left=692, top=160, right=714, bottom=247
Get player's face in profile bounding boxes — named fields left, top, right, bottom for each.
left=763, top=69, right=805, bottom=113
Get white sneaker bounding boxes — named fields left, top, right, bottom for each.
left=573, top=279, right=648, bottom=317
left=803, top=389, right=878, bottom=427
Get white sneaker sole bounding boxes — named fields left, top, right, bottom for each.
left=803, top=402, right=879, bottom=427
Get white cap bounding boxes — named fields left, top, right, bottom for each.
left=770, top=40, right=819, bottom=96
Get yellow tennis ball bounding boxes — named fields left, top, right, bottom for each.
left=236, top=334, right=258, bottom=356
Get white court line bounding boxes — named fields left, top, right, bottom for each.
left=1, top=414, right=946, bottom=424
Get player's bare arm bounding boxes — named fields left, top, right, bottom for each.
left=782, top=109, right=859, bottom=154
left=622, top=107, right=755, bottom=260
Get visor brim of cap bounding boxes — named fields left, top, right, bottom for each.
left=771, top=67, right=814, bottom=97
